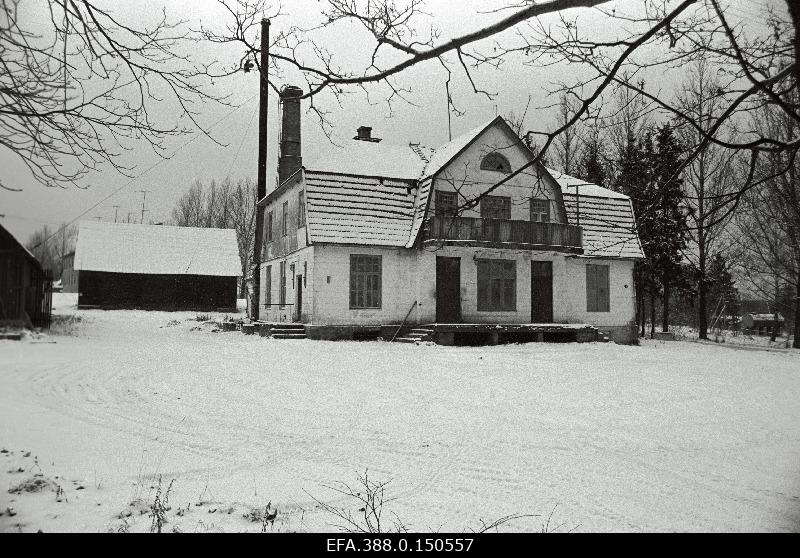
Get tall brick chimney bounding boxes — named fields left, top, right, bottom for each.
left=278, top=85, right=303, bottom=185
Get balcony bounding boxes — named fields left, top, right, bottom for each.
left=423, top=216, right=583, bottom=253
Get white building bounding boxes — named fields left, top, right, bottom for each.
left=257, top=87, right=644, bottom=344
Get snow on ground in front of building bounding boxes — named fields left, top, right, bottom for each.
left=1, top=298, right=799, bottom=532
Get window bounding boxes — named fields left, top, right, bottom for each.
left=298, top=191, right=306, bottom=227
left=477, top=259, right=516, bottom=311
left=267, top=211, right=273, bottom=242
left=279, top=261, right=286, bottom=306
left=282, top=201, right=289, bottom=237
left=265, top=265, right=272, bottom=307
left=435, top=190, right=458, bottom=216
left=349, top=255, right=382, bottom=309
left=530, top=198, right=550, bottom=222
left=480, top=195, right=511, bottom=220
left=586, top=264, right=610, bottom=312
left=480, top=152, right=511, bottom=173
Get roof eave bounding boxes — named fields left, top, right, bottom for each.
left=259, top=167, right=305, bottom=207
left=424, top=115, right=504, bottom=181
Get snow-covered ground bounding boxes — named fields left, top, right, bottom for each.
left=1, top=293, right=799, bottom=532
left=670, top=324, right=796, bottom=350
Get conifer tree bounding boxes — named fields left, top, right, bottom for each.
left=643, top=124, right=690, bottom=333
left=615, top=129, right=654, bottom=336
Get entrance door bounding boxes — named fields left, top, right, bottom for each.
left=436, top=257, right=461, bottom=323
left=295, top=275, right=303, bottom=322
left=531, top=261, right=553, bottom=323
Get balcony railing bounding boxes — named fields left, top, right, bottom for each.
left=423, top=216, right=583, bottom=251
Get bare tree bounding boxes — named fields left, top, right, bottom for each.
left=172, top=177, right=257, bottom=296
left=734, top=100, right=800, bottom=348
left=606, top=75, right=653, bottom=175
left=675, top=57, right=739, bottom=339
left=199, top=0, right=798, bottom=228
left=25, top=222, right=77, bottom=276
left=552, top=92, right=582, bottom=175
left=0, top=0, right=225, bottom=191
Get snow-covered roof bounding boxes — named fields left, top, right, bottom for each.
left=306, top=139, right=429, bottom=179
left=297, top=117, right=644, bottom=258
left=74, top=222, right=241, bottom=276
left=544, top=169, right=644, bottom=258
left=305, top=171, right=417, bottom=246
left=561, top=192, right=644, bottom=259
left=547, top=169, right=631, bottom=199
left=745, top=313, right=784, bottom=321
left=304, top=118, right=497, bottom=181
left=420, top=118, right=498, bottom=179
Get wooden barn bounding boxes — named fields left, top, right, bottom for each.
left=74, top=222, right=241, bottom=311
left=0, top=222, right=52, bottom=329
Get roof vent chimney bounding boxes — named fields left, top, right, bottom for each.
left=354, top=126, right=381, bottom=142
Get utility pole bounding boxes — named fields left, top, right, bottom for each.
left=112, top=205, right=120, bottom=223
left=251, top=17, right=270, bottom=321
left=136, top=190, right=150, bottom=224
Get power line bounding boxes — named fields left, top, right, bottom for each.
left=222, top=102, right=259, bottom=180
left=30, top=93, right=259, bottom=250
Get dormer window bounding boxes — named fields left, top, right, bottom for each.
left=480, top=152, right=511, bottom=173
left=530, top=198, right=551, bottom=222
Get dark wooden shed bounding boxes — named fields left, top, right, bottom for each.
left=0, top=223, right=52, bottom=328
left=74, top=222, right=241, bottom=311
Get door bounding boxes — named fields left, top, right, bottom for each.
left=295, top=275, right=303, bottom=322
left=436, top=257, right=461, bottom=323
left=531, top=261, right=553, bottom=323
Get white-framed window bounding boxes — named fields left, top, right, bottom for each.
left=530, top=198, right=550, bottom=222
left=349, top=254, right=382, bottom=309
left=477, top=259, right=516, bottom=311
left=480, top=195, right=511, bottom=220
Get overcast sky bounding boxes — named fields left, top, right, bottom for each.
left=0, top=0, right=784, bottom=244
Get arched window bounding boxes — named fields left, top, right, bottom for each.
left=480, top=152, right=511, bottom=173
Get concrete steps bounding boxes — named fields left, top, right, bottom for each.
left=266, top=323, right=307, bottom=340
left=394, top=327, right=434, bottom=344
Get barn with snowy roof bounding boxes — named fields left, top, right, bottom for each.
left=73, top=221, right=241, bottom=311
left=256, top=86, right=644, bottom=344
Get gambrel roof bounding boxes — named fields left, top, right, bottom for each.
left=297, top=117, right=644, bottom=258
left=549, top=170, right=645, bottom=260
left=74, top=221, right=241, bottom=276
left=304, top=171, right=417, bottom=247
